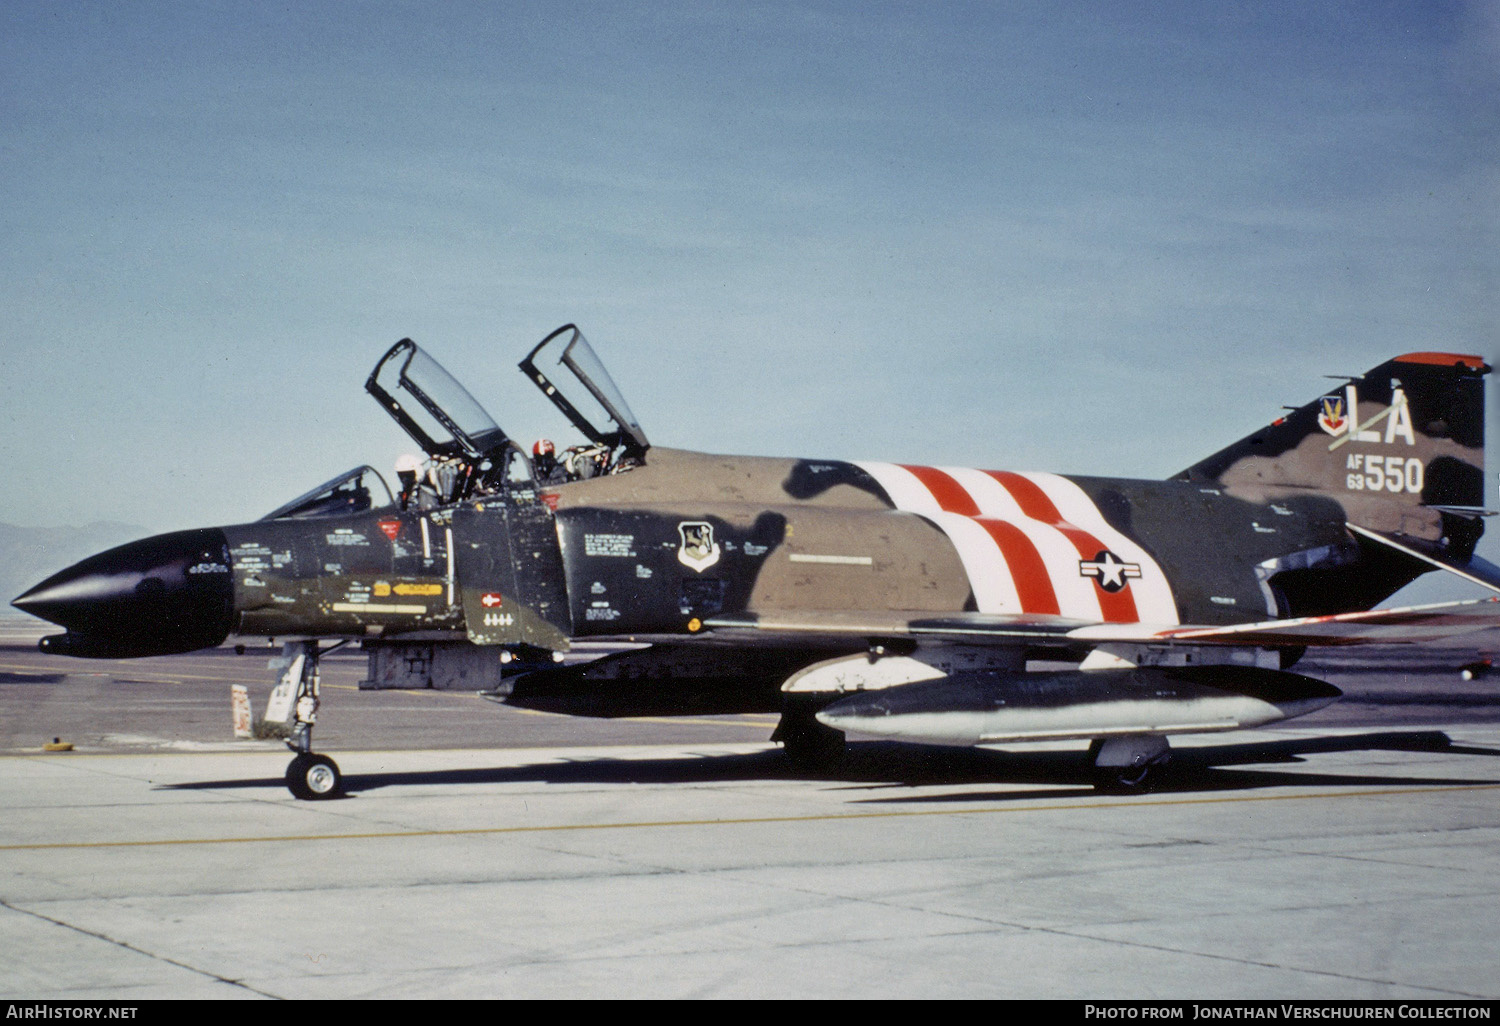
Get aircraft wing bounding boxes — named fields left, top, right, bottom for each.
left=1156, top=596, right=1500, bottom=648
left=705, top=596, right=1500, bottom=651
left=701, top=609, right=1094, bottom=646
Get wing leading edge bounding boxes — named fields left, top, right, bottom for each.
left=706, top=596, right=1500, bottom=650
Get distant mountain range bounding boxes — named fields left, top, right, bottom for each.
left=0, top=522, right=151, bottom=615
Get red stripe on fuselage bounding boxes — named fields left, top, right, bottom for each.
left=974, top=518, right=1060, bottom=615
left=983, top=470, right=1060, bottom=522
left=901, top=465, right=1060, bottom=615
left=900, top=465, right=979, bottom=515
left=985, top=470, right=1139, bottom=623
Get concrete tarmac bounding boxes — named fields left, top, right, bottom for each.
left=2, top=619, right=1499, bottom=999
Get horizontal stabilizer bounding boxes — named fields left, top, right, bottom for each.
left=1347, top=524, right=1500, bottom=595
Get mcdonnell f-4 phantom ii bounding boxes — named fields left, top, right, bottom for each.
left=14, top=326, right=1500, bottom=798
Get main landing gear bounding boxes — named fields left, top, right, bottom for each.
left=274, top=640, right=345, bottom=800
left=773, top=697, right=848, bottom=769
left=1089, top=735, right=1170, bottom=794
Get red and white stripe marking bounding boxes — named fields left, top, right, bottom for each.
left=855, top=463, right=1178, bottom=625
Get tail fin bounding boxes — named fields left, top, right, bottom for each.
left=1177, top=352, right=1489, bottom=511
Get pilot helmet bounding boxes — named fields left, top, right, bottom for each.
left=533, top=439, right=555, bottom=457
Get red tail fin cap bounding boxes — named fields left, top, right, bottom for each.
left=1394, top=352, right=1489, bottom=371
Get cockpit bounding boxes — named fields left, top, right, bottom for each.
left=261, top=324, right=648, bottom=521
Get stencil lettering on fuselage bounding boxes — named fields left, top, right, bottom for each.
left=855, top=463, right=1178, bottom=624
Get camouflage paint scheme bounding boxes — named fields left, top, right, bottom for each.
left=215, top=352, right=1488, bottom=647
left=13, top=334, right=1496, bottom=794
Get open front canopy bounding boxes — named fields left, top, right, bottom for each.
left=365, top=338, right=510, bottom=462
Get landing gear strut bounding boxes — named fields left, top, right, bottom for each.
left=273, top=640, right=344, bottom=800
left=1089, top=735, right=1170, bottom=794
left=773, top=697, right=847, bottom=769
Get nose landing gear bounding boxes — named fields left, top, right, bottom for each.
left=287, top=751, right=342, bottom=800
left=270, top=640, right=345, bottom=800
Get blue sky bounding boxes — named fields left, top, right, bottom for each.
left=2, top=1, right=1496, bottom=542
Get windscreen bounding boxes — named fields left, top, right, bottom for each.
left=261, top=466, right=395, bottom=521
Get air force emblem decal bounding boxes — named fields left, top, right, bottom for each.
left=1317, top=395, right=1348, bottom=436
left=677, top=521, right=721, bottom=573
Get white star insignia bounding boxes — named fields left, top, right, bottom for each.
left=1079, top=550, right=1141, bottom=593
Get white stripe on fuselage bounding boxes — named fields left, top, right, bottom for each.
left=1016, top=472, right=1177, bottom=624
left=927, top=510, right=1025, bottom=613
left=854, top=461, right=1178, bottom=624
left=942, top=466, right=1108, bottom=621
left=855, top=463, right=1022, bottom=614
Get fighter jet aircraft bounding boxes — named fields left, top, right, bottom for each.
left=14, top=326, right=1500, bottom=798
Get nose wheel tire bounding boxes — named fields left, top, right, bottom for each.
left=286, top=753, right=343, bottom=800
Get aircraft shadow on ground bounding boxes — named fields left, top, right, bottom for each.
left=162, top=728, right=1499, bottom=800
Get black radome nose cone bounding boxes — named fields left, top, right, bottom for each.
left=13, top=528, right=235, bottom=658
